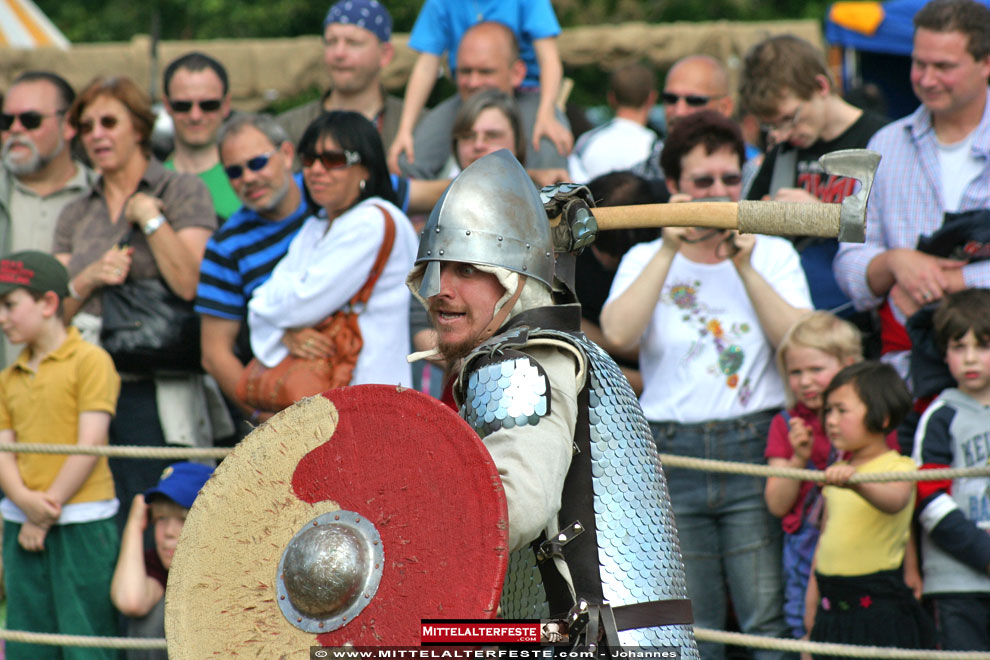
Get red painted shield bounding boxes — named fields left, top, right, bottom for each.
left=166, top=385, right=508, bottom=657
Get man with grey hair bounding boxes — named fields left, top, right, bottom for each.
left=195, top=113, right=309, bottom=421
left=0, top=71, right=95, bottom=365
left=0, top=72, right=93, bottom=255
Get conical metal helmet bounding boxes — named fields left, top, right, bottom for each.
left=416, top=149, right=553, bottom=298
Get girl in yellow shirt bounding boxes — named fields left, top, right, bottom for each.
left=804, top=362, right=934, bottom=657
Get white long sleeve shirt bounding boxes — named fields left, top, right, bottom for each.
left=248, top=197, right=418, bottom=387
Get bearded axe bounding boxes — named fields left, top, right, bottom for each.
left=543, top=149, right=881, bottom=252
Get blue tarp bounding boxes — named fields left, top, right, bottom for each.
left=825, top=0, right=990, bottom=55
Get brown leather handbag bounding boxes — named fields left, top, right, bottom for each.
left=236, top=206, right=396, bottom=412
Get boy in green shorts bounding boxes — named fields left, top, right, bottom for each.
left=0, top=250, right=121, bottom=659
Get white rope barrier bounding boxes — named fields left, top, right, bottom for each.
left=0, top=442, right=986, bottom=656
left=1, top=443, right=986, bottom=483
left=3, top=626, right=990, bottom=658
left=0, top=628, right=166, bottom=650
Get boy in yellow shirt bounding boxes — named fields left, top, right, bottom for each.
left=0, top=250, right=121, bottom=659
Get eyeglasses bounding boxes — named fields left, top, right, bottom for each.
left=0, top=110, right=64, bottom=131
left=690, top=173, right=742, bottom=189
left=455, top=129, right=510, bottom=144
left=661, top=92, right=722, bottom=107
left=761, top=103, right=804, bottom=134
left=78, top=115, right=120, bottom=135
left=169, top=98, right=223, bottom=113
left=224, top=152, right=274, bottom=179
left=300, top=149, right=361, bottom=170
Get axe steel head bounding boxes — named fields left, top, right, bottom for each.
left=819, top=148, right=882, bottom=243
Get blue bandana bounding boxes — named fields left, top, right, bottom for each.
left=323, top=0, right=392, bottom=43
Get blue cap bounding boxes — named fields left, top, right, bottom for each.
left=144, top=462, right=214, bottom=509
left=323, top=0, right=392, bottom=43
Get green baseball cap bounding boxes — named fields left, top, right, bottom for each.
left=0, top=251, right=69, bottom=299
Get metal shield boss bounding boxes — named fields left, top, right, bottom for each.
left=166, top=385, right=509, bottom=657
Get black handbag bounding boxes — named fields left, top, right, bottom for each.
left=100, top=277, right=201, bottom=374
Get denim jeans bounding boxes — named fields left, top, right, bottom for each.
left=652, top=410, right=794, bottom=660
left=929, top=595, right=990, bottom=651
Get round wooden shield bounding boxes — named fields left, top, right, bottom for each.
left=166, top=385, right=508, bottom=658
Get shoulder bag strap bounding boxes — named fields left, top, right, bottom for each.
left=350, top=204, right=396, bottom=307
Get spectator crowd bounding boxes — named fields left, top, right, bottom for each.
left=0, top=0, right=988, bottom=657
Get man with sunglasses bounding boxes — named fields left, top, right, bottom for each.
left=0, top=71, right=96, bottom=367
left=278, top=0, right=403, bottom=154
left=162, top=52, right=239, bottom=222
left=739, top=36, right=888, bottom=348
left=568, top=63, right=658, bottom=182
left=195, top=114, right=309, bottom=432
left=632, top=55, right=737, bottom=182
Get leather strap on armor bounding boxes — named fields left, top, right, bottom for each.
left=612, top=599, right=694, bottom=630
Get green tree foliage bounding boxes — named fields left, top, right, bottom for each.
left=37, top=0, right=828, bottom=43
left=35, top=0, right=422, bottom=42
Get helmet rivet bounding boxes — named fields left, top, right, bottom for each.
left=523, top=266, right=528, bottom=271
left=526, top=244, right=531, bottom=249
left=498, top=236, right=503, bottom=241
left=439, top=250, right=444, bottom=255
left=465, top=230, right=471, bottom=235
left=435, top=227, right=440, bottom=233
left=545, top=251, right=551, bottom=257
left=426, top=250, right=432, bottom=256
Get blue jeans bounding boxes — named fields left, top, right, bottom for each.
left=929, top=594, right=990, bottom=651
left=652, top=410, right=794, bottom=660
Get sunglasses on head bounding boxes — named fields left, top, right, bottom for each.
left=0, top=110, right=64, bottom=131
left=78, top=115, right=119, bottom=135
left=169, top=98, right=223, bottom=113
left=301, top=149, right=361, bottom=170
left=661, top=92, right=717, bottom=107
left=224, top=152, right=274, bottom=179
left=690, top=173, right=742, bottom=189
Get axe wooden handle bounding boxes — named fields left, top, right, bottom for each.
left=583, top=201, right=843, bottom=238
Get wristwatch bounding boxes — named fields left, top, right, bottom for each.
left=142, top=213, right=165, bottom=236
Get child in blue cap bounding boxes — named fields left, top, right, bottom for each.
left=110, top=462, right=213, bottom=660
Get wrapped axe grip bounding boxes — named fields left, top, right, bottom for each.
left=589, top=200, right=842, bottom=238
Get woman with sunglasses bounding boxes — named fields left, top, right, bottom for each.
left=600, top=110, right=811, bottom=660
left=247, top=111, right=418, bottom=388
left=53, top=76, right=218, bottom=526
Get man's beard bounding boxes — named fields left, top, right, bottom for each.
left=436, top=334, right=478, bottom=364
left=429, top=304, right=485, bottom=364
left=243, top=177, right=289, bottom=214
left=2, top=134, right=60, bottom=176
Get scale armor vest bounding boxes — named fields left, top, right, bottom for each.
left=458, top=313, right=697, bottom=657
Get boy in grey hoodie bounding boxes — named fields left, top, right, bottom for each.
left=912, top=287, right=990, bottom=650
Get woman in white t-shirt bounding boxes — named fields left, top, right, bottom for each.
left=601, top=110, right=811, bottom=660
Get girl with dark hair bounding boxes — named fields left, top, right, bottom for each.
left=807, top=362, right=933, bottom=657
left=247, top=111, right=418, bottom=386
